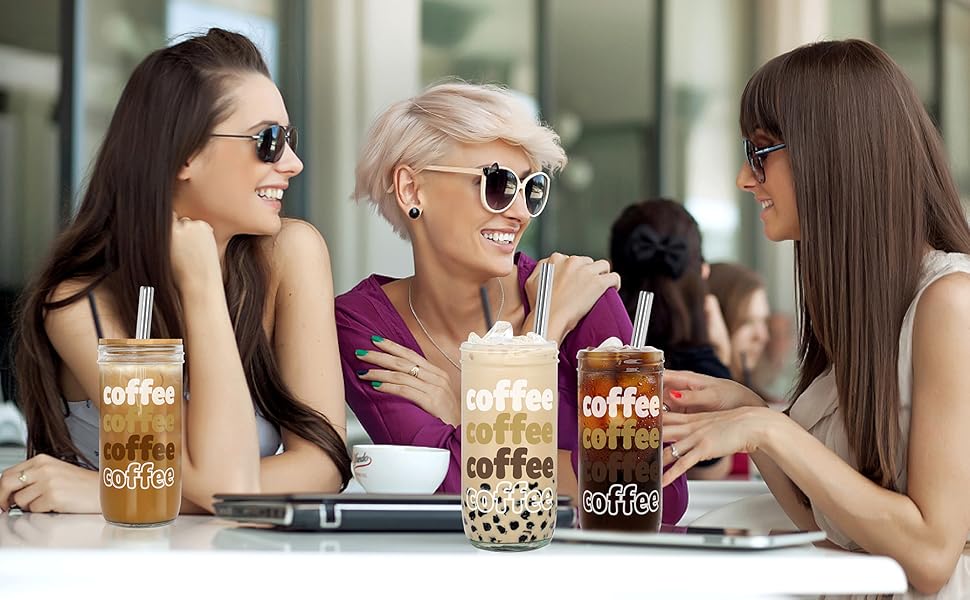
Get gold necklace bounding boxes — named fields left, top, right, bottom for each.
left=407, top=279, right=505, bottom=370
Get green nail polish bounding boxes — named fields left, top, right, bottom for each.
left=355, top=349, right=368, bottom=357
left=371, top=381, right=382, bottom=388
left=371, top=335, right=384, bottom=343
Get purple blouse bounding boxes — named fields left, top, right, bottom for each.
left=335, top=253, right=688, bottom=524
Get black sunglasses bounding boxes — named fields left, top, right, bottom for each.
left=212, top=124, right=298, bottom=163
left=742, top=139, right=786, bottom=184
left=422, top=162, right=551, bottom=217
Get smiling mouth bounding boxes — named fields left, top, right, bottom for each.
left=760, top=199, right=774, bottom=210
left=257, top=188, right=284, bottom=201
left=481, top=231, right=515, bottom=245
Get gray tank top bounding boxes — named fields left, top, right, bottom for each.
left=66, top=396, right=282, bottom=467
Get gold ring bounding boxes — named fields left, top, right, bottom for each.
left=408, top=365, right=421, bottom=379
left=17, top=470, right=27, bottom=484
left=670, top=444, right=681, bottom=460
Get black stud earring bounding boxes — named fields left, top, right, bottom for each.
left=408, top=207, right=421, bottom=219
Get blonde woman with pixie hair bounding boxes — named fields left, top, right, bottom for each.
left=336, top=82, right=689, bottom=523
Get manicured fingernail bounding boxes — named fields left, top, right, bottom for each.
left=356, top=369, right=368, bottom=376
left=670, top=390, right=682, bottom=399
left=355, top=349, right=368, bottom=357
left=371, top=335, right=384, bottom=343
left=371, top=381, right=382, bottom=388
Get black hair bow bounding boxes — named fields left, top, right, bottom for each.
left=625, top=223, right=689, bottom=279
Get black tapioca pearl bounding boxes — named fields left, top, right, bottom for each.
left=483, top=522, right=492, bottom=532
left=468, top=511, right=476, bottom=520
left=539, top=520, right=548, bottom=529
left=480, top=483, right=491, bottom=491
left=497, top=525, right=507, bottom=534
left=521, top=510, right=531, bottom=520
left=492, top=515, right=500, bottom=524
left=518, top=534, right=530, bottom=543
left=526, top=521, right=535, bottom=530
left=490, top=537, right=498, bottom=543
left=510, top=521, right=520, bottom=530
left=528, top=481, right=539, bottom=489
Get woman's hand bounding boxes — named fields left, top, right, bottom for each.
left=0, top=454, right=100, bottom=513
left=170, top=212, right=222, bottom=296
left=526, top=253, right=621, bottom=341
left=664, top=369, right=766, bottom=413
left=354, top=336, right=460, bottom=426
left=661, top=406, right=779, bottom=487
left=704, top=293, right=733, bottom=367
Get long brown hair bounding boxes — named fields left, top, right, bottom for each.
left=740, top=39, right=970, bottom=489
left=14, top=29, right=351, bottom=487
left=610, top=198, right=710, bottom=349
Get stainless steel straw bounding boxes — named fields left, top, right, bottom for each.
left=479, top=285, right=494, bottom=331
left=630, top=290, right=654, bottom=347
left=135, top=286, right=155, bottom=339
left=532, top=263, right=555, bottom=338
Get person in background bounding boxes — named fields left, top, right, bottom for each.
left=663, top=39, right=970, bottom=595
left=610, top=198, right=732, bottom=380
left=0, top=29, right=351, bottom=514
left=336, top=82, right=688, bottom=523
left=707, top=262, right=770, bottom=388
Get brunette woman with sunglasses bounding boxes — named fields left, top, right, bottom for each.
left=337, top=82, right=688, bottom=523
left=662, top=40, right=970, bottom=595
left=0, top=30, right=350, bottom=514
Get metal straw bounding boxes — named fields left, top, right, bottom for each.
left=532, top=263, right=555, bottom=338
left=135, top=286, right=154, bottom=339
left=479, top=285, right=494, bottom=331
left=630, top=290, right=655, bottom=347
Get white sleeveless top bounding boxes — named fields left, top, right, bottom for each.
left=789, top=250, right=970, bottom=598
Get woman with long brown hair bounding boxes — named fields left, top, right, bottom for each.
left=0, top=29, right=350, bottom=513
left=662, top=40, right=970, bottom=595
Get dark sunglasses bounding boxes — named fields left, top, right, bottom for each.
left=211, top=124, right=298, bottom=163
left=742, top=139, right=786, bottom=184
left=423, top=162, right=551, bottom=217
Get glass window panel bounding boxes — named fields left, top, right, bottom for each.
left=544, top=0, right=656, bottom=259
left=944, top=0, right=970, bottom=206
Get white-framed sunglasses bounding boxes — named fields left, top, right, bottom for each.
left=422, top=162, right=551, bottom=217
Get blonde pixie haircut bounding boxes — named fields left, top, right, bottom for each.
left=354, top=81, right=568, bottom=239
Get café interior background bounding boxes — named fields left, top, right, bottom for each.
left=1, top=0, right=968, bottom=406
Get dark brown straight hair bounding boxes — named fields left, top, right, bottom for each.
left=610, top=198, right=710, bottom=350
left=14, top=29, right=351, bottom=488
left=740, top=39, right=970, bottom=489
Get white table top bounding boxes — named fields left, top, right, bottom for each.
left=0, top=513, right=906, bottom=598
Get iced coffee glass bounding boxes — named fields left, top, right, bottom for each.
left=98, top=339, right=183, bottom=527
left=577, top=345, right=664, bottom=531
left=460, top=322, right=558, bottom=551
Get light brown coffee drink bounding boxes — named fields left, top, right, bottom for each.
left=460, top=332, right=559, bottom=551
left=98, top=339, right=183, bottom=527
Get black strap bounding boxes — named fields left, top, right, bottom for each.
left=86, top=290, right=104, bottom=339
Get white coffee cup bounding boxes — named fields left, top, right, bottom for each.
left=351, top=444, right=449, bottom=494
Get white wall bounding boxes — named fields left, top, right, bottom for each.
left=305, top=0, right=419, bottom=294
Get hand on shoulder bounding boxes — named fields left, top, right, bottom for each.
left=526, top=252, right=621, bottom=340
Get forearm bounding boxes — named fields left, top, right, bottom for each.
left=760, top=415, right=955, bottom=587
left=749, top=449, right=819, bottom=531
left=259, top=449, right=343, bottom=494
left=180, top=281, right=260, bottom=493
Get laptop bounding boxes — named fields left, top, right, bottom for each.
left=213, top=493, right=577, bottom=532
left=553, top=524, right=827, bottom=550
